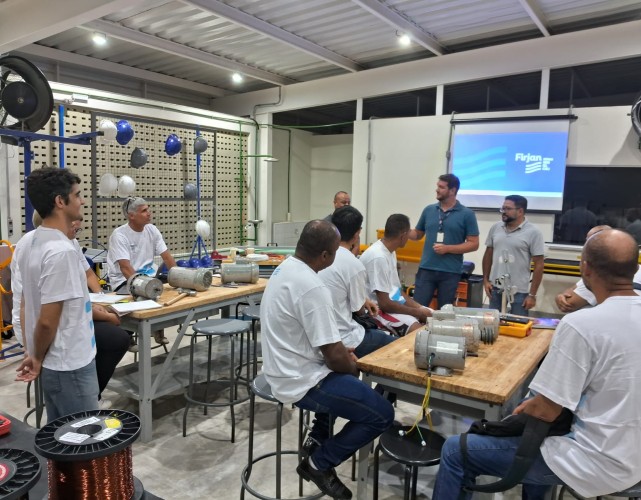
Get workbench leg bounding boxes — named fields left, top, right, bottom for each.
left=138, top=320, right=153, bottom=442
left=356, top=443, right=370, bottom=500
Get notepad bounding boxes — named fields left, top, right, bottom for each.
left=89, top=293, right=126, bottom=304
left=110, top=300, right=163, bottom=314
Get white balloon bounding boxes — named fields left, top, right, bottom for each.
left=98, top=119, right=117, bottom=143
left=117, top=175, right=136, bottom=197
left=98, top=173, right=118, bottom=196
left=195, top=219, right=211, bottom=238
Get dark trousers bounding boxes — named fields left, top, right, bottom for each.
left=94, top=321, right=129, bottom=398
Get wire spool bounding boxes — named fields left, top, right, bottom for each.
left=427, top=317, right=481, bottom=354
left=0, top=448, right=41, bottom=500
left=440, top=304, right=499, bottom=344
left=126, top=273, right=163, bottom=301
left=34, top=410, right=143, bottom=500
left=414, top=329, right=466, bottom=375
left=220, top=262, right=259, bottom=284
left=167, top=267, right=212, bottom=292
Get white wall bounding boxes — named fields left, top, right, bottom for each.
left=345, top=106, right=641, bottom=312
left=310, top=135, right=353, bottom=219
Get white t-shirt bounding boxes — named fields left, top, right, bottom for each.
left=574, top=267, right=641, bottom=306
left=107, top=223, right=168, bottom=289
left=318, top=246, right=366, bottom=349
left=530, top=296, right=641, bottom=497
left=17, top=227, right=95, bottom=371
left=360, top=239, right=404, bottom=303
left=261, top=257, right=341, bottom=404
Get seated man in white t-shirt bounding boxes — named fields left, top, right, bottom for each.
left=555, top=224, right=641, bottom=312
left=107, top=197, right=176, bottom=344
left=433, top=229, right=641, bottom=498
left=360, top=214, right=432, bottom=336
left=261, top=220, right=394, bottom=500
left=319, top=205, right=396, bottom=358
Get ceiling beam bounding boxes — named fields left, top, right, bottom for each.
left=518, top=0, right=551, bottom=36
left=16, top=44, right=228, bottom=97
left=181, top=0, right=363, bottom=73
left=350, top=0, right=445, bottom=56
left=211, top=19, right=641, bottom=116
left=0, top=0, right=144, bottom=53
left=82, top=19, right=295, bottom=87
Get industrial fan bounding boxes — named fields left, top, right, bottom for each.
left=0, top=55, right=54, bottom=144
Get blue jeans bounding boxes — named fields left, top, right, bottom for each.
left=413, top=268, right=460, bottom=309
left=353, top=328, right=396, bottom=358
left=295, top=372, right=394, bottom=471
left=40, top=359, right=99, bottom=423
left=489, top=287, right=529, bottom=316
left=433, top=434, right=562, bottom=499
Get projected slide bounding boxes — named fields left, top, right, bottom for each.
left=450, top=121, right=570, bottom=211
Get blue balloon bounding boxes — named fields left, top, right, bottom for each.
left=116, top=120, right=135, bottom=145
left=176, top=259, right=190, bottom=267
left=200, top=255, right=213, bottom=268
left=165, top=134, right=182, bottom=156
left=189, top=257, right=201, bottom=268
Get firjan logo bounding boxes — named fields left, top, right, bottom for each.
left=514, top=153, right=553, bottom=174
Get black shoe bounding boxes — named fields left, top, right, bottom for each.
left=296, top=458, right=352, bottom=500
left=302, top=436, right=320, bottom=458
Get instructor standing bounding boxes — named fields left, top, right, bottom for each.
left=409, top=174, right=479, bottom=309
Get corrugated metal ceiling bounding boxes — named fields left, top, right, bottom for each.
left=5, top=0, right=641, bottom=111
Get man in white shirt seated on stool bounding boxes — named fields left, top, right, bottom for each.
left=107, top=197, right=176, bottom=346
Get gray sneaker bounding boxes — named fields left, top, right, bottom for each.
left=153, top=331, right=169, bottom=345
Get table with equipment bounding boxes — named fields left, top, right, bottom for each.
left=354, top=328, right=554, bottom=499
left=107, top=278, right=267, bottom=442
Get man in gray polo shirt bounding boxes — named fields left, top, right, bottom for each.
left=482, top=195, right=544, bottom=316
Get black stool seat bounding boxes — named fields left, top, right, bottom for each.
left=241, top=374, right=322, bottom=500
left=192, top=318, right=250, bottom=336
left=182, top=317, right=251, bottom=442
left=374, top=424, right=445, bottom=500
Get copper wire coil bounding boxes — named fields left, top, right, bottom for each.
left=47, top=446, right=134, bottom=500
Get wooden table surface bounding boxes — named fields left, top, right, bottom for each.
left=121, top=278, right=268, bottom=319
left=357, top=327, right=554, bottom=405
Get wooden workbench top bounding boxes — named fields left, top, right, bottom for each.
left=357, top=327, right=554, bottom=405
left=124, top=278, right=267, bottom=319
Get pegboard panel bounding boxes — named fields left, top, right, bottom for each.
left=17, top=107, right=248, bottom=254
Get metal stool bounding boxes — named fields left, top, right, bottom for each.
left=557, top=481, right=641, bottom=499
left=373, top=423, right=445, bottom=500
left=240, top=374, right=323, bottom=500
left=182, top=318, right=250, bottom=442
left=236, top=304, right=261, bottom=381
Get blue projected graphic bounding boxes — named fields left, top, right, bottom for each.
left=452, top=131, right=568, bottom=193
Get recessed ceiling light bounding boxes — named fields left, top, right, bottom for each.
left=398, top=33, right=411, bottom=47
left=92, top=32, right=107, bottom=46
left=232, top=72, right=244, bottom=83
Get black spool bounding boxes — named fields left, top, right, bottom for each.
left=0, top=448, right=41, bottom=500
left=34, top=409, right=140, bottom=462
left=34, top=409, right=143, bottom=499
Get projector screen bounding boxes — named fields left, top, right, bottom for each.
left=449, top=119, right=570, bottom=211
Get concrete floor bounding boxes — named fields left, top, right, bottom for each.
left=1, top=328, right=537, bottom=500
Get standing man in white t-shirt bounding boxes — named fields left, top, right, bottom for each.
left=433, top=229, right=641, bottom=499
left=107, top=197, right=176, bottom=344
left=261, top=220, right=394, bottom=500
left=15, top=167, right=98, bottom=423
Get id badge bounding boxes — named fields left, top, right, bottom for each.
left=436, top=231, right=445, bottom=244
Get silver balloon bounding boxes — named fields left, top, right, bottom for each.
left=184, top=183, right=198, bottom=200
left=130, top=147, right=148, bottom=168
left=194, top=136, right=208, bottom=154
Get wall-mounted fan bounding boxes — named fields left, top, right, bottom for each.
left=632, top=92, right=641, bottom=139
left=0, top=55, right=54, bottom=143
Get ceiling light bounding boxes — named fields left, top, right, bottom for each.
left=92, top=32, right=107, bottom=46
left=232, top=72, right=244, bottom=84
left=398, top=33, right=411, bottom=47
